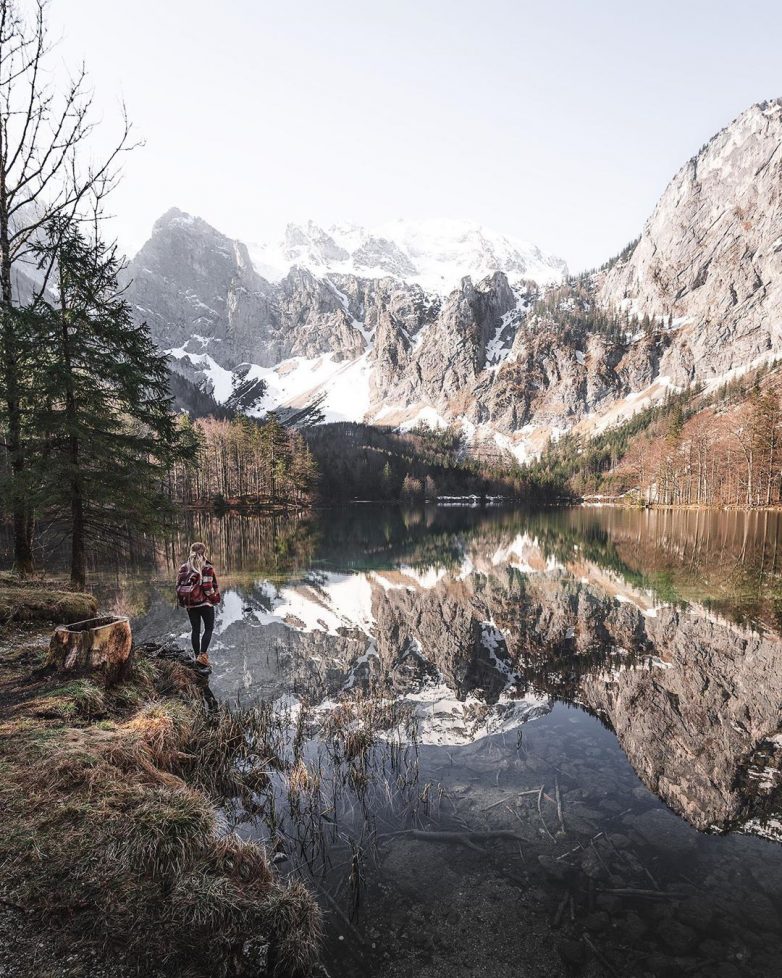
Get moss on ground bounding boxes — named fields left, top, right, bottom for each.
left=0, top=573, right=97, bottom=624
left=0, top=627, right=321, bottom=977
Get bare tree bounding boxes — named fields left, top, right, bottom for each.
left=0, top=0, right=134, bottom=571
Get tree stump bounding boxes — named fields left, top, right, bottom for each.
left=48, top=615, right=132, bottom=684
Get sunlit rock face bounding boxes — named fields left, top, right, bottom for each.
left=580, top=608, right=782, bottom=832
left=599, top=99, right=782, bottom=385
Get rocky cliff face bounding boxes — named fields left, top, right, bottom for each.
left=127, top=99, right=782, bottom=455
left=126, top=209, right=272, bottom=368
left=126, top=210, right=373, bottom=371
left=600, top=99, right=782, bottom=384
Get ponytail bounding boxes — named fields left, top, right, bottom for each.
left=187, top=541, right=208, bottom=577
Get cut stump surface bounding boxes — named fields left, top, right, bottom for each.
left=48, top=615, right=132, bottom=684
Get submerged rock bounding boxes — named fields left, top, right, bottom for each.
left=558, top=937, right=586, bottom=965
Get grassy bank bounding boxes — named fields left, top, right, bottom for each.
left=0, top=573, right=97, bottom=625
left=0, top=623, right=321, bottom=977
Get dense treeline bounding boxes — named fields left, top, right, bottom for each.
left=533, top=365, right=782, bottom=508
left=303, top=422, right=566, bottom=503
left=0, top=219, right=193, bottom=587
left=169, top=415, right=317, bottom=511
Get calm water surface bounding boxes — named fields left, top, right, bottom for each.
left=111, top=506, right=782, bottom=976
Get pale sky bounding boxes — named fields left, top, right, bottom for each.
left=51, top=0, right=782, bottom=271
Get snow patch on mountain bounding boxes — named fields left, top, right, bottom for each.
left=247, top=218, right=567, bottom=293
left=167, top=345, right=235, bottom=401
left=246, top=353, right=372, bottom=423
left=170, top=347, right=370, bottom=424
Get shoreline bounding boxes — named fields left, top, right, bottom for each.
left=580, top=498, right=782, bottom=512
left=0, top=604, right=321, bottom=978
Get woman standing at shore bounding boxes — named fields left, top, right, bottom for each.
left=176, top=542, right=221, bottom=666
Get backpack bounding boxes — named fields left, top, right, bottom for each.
left=176, top=568, right=205, bottom=608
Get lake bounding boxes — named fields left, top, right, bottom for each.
left=112, top=505, right=782, bottom=975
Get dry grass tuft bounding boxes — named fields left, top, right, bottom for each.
left=264, top=881, right=324, bottom=977
left=0, top=643, right=322, bottom=977
left=126, top=700, right=194, bottom=767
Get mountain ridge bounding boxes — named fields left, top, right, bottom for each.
left=125, top=98, right=782, bottom=464
left=246, top=216, right=568, bottom=293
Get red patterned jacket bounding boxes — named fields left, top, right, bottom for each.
left=176, top=561, right=220, bottom=608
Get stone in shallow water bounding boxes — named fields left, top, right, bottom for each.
left=627, top=808, right=698, bottom=855
left=622, top=911, right=648, bottom=942
left=658, top=919, right=697, bottom=954
left=698, top=937, right=726, bottom=959
left=582, top=910, right=610, bottom=933
left=676, top=898, right=714, bottom=932
left=536, top=854, right=570, bottom=881
left=737, top=889, right=781, bottom=932
left=643, top=952, right=682, bottom=977
left=557, top=938, right=586, bottom=966
left=579, top=848, right=605, bottom=880
left=714, top=965, right=742, bottom=978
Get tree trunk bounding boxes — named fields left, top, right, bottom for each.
left=59, top=279, right=85, bottom=589
left=71, top=480, right=85, bottom=589
left=0, top=124, right=32, bottom=573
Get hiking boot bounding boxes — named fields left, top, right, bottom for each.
left=196, top=653, right=210, bottom=667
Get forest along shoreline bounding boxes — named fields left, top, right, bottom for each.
left=0, top=575, right=322, bottom=978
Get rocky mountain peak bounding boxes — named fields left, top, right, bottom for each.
left=283, top=221, right=349, bottom=265
left=152, top=207, right=213, bottom=237
left=599, top=96, right=782, bottom=384
left=127, top=98, right=782, bottom=461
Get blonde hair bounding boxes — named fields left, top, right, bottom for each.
left=187, top=541, right=208, bottom=576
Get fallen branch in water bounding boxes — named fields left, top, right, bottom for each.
left=555, top=842, right=583, bottom=862
left=555, top=777, right=565, bottom=834
left=309, top=876, right=367, bottom=949
left=552, top=890, right=569, bottom=928
left=537, top=786, right=557, bottom=842
left=482, top=797, right=508, bottom=812
left=379, top=827, right=525, bottom=852
left=582, top=933, right=620, bottom=978
left=601, top=887, right=671, bottom=899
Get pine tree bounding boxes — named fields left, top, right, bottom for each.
left=29, top=217, right=193, bottom=587
left=0, top=0, right=132, bottom=572
left=262, top=414, right=293, bottom=504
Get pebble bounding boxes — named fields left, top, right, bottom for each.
left=658, top=919, right=697, bottom=955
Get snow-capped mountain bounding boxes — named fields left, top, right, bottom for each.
left=247, top=218, right=568, bottom=292
left=125, top=99, right=782, bottom=462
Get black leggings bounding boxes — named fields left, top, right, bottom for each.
left=187, top=605, right=215, bottom=655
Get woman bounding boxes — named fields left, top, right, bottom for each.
left=176, top=542, right=221, bottom=666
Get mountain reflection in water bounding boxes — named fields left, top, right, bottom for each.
left=126, top=505, right=782, bottom=977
